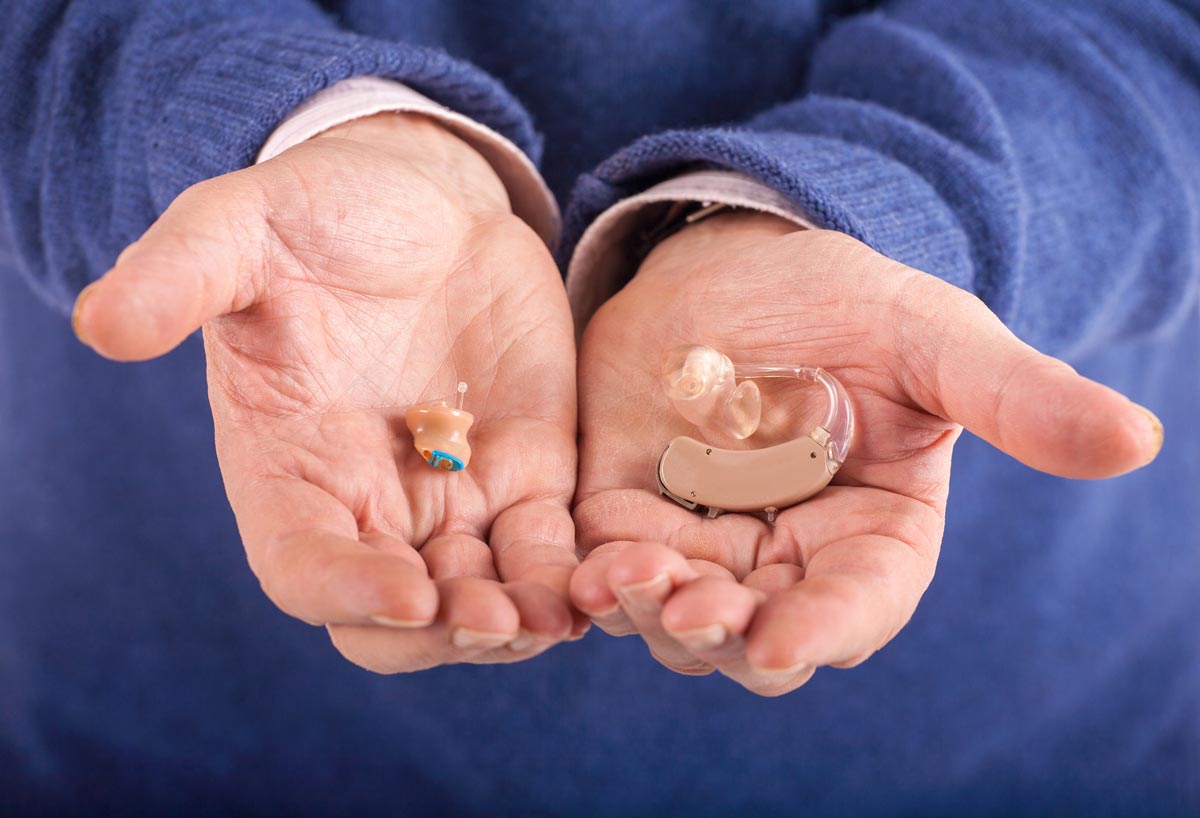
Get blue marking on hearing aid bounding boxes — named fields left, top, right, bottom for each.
left=427, top=450, right=465, bottom=471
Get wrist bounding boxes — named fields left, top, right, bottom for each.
left=640, top=209, right=798, bottom=280
left=314, top=111, right=511, bottom=214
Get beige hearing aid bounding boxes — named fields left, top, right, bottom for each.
left=657, top=346, right=854, bottom=520
left=405, top=382, right=474, bottom=471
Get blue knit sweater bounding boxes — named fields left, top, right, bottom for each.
left=1, top=1, right=1197, bottom=815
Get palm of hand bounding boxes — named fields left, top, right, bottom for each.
left=570, top=213, right=1156, bottom=694
left=209, top=131, right=575, bottom=555
left=80, top=115, right=584, bottom=671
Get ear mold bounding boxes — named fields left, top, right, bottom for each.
left=406, top=382, right=473, bottom=471
left=662, top=345, right=761, bottom=440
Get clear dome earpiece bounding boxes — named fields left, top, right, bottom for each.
left=662, top=346, right=762, bottom=439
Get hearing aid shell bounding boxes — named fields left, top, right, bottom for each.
left=657, top=347, right=853, bottom=520
left=405, top=382, right=473, bottom=471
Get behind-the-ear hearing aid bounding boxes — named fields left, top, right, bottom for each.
left=657, top=346, right=854, bottom=520
left=406, top=381, right=474, bottom=471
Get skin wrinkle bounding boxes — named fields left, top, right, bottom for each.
left=271, top=140, right=465, bottom=291
left=313, top=115, right=510, bottom=219
left=752, top=521, right=803, bottom=572
left=175, top=177, right=266, bottom=312
left=486, top=320, right=563, bottom=422
left=206, top=331, right=318, bottom=420
left=878, top=270, right=949, bottom=403
left=395, top=302, right=453, bottom=416
left=254, top=243, right=423, bottom=415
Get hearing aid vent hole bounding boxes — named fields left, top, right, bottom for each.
left=810, top=452, right=817, bottom=459
left=705, top=448, right=712, bottom=455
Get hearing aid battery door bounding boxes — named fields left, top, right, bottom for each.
left=406, top=405, right=474, bottom=471
left=657, top=434, right=835, bottom=514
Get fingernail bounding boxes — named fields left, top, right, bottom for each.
left=566, top=616, right=592, bottom=640
left=370, top=614, right=430, bottom=629
left=451, top=627, right=512, bottom=650
left=587, top=602, right=621, bottom=619
left=1135, top=404, right=1164, bottom=464
left=508, top=629, right=537, bottom=652
left=670, top=623, right=728, bottom=650
left=71, top=281, right=98, bottom=347
left=614, top=573, right=671, bottom=611
left=751, top=661, right=812, bottom=677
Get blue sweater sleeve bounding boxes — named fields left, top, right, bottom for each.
left=0, top=1, right=542, bottom=315
left=560, top=0, right=1200, bottom=357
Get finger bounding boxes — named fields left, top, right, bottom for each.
left=438, top=576, right=522, bottom=654
left=235, top=476, right=438, bottom=628
left=71, top=172, right=267, bottom=361
left=745, top=532, right=934, bottom=673
left=573, top=489, right=769, bottom=578
left=660, top=575, right=757, bottom=653
left=605, top=543, right=707, bottom=674
left=491, top=499, right=588, bottom=637
left=570, top=543, right=732, bottom=637
left=663, top=572, right=820, bottom=696
left=897, top=276, right=1162, bottom=478
left=359, top=530, right=430, bottom=569
left=570, top=543, right=639, bottom=635
left=472, top=581, right=575, bottom=662
left=659, top=576, right=804, bottom=695
left=578, top=550, right=733, bottom=639
left=742, top=563, right=806, bottom=594
left=421, top=532, right=499, bottom=581
left=326, top=576, right=520, bottom=674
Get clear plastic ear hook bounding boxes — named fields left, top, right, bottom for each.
left=732, top=361, right=855, bottom=468
left=662, top=345, right=854, bottom=467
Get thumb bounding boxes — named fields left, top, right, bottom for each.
left=899, top=281, right=1162, bottom=480
left=72, top=173, right=266, bottom=361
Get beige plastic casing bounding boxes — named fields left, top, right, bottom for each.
left=657, top=433, right=836, bottom=516
left=405, top=405, right=474, bottom=470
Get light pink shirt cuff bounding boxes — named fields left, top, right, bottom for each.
left=256, top=76, right=561, bottom=250
left=564, top=169, right=816, bottom=334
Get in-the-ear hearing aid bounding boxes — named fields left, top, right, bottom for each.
left=406, top=381, right=474, bottom=471
left=657, top=346, right=854, bottom=520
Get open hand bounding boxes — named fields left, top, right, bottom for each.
left=570, top=211, right=1161, bottom=695
left=73, top=113, right=586, bottom=671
